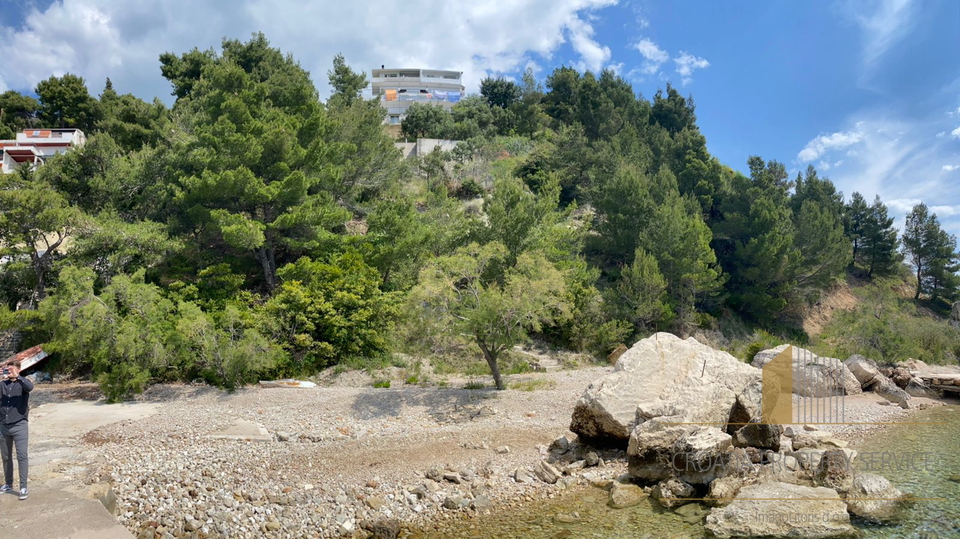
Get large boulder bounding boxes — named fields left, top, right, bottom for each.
left=670, top=426, right=735, bottom=485
left=705, top=482, right=857, bottom=538
left=844, top=354, right=883, bottom=388
left=753, top=345, right=862, bottom=397
left=845, top=473, right=905, bottom=522
left=571, top=333, right=762, bottom=446
left=731, top=423, right=783, bottom=451
left=904, top=377, right=939, bottom=398
left=873, top=379, right=911, bottom=409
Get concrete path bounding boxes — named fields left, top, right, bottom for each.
left=0, top=485, right=134, bottom=539
left=0, top=399, right=158, bottom=539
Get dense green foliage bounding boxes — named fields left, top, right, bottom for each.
left=1, top=34, right=957, bottom=396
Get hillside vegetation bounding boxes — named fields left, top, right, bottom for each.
left=1, top=34, right=957, bottom=399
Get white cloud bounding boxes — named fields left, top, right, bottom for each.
left=947, top=106, right=960, bottom=116
left=674, top=51, right=709, bottom=84
left=817, top=160, right=832, bottom=171
left=566, top=15, right=612, bottom=73
left=842, top=0, right=919, bottom=84
left=0, top=0, right=619, bottom=100
left=634, top=37, right=668, bottom=75
left=802, top=113, right=960, bottom=238
left=936, top=131, right=947, bottom=138
left=953, top=126, right=960, bottom=139
left=797, top=130, right=864, bottom=162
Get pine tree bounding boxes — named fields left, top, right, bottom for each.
left=791, top=166, right=850, bottom=292
left=712, top=158, right=798, bottom=319
left=902, top=203, right=960, bottom=300
left=616, top=247, right=670, bottom=330
left=860, top=196, right=900, bottom=277
left=845, top=192, right=869, bottom=269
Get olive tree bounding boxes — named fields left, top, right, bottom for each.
left=408, top=242, right=569, bottom=389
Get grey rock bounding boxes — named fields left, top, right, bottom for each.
left=705, top=476, right=744, bottom=507
left=533, top=460, right=562, bottom=484
left=874, top=379, right=911, bottom=409
left=844, top=355, right=882, bottom=388
left=652, top=477, right=695, bottom=509
left=571, top=332, right=761, bottom=446
left=846, top=473, right=904, bottom=522
left=705, top=482, right=856, bottom=538
left=608, top=481, right=647, bottom=509
left=513, top=467, right=534, bottom=484
left=754, top=345, right=862, bottom=396
left=370, top=518, right=401, bottom=539
left=731, top=423, right=782, bottom=451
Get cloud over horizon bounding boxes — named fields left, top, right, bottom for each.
left=0, top=0, right=619, bottom=99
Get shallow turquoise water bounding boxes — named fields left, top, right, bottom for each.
left=421, top=404, right=960, bottom=539
left=854, top=405, right=960, bottom=539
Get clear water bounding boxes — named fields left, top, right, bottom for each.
left=417, top=405, right=960, bottom=539
left=853, top=405, right=960, bottom=539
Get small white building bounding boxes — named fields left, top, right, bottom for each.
left=371, top=68, right=465, bottom=127
left=0, top=128, right=86, bottom=174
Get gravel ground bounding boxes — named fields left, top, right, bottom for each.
left=65, top=368, right=623, bottom=539
left=28, top=364, right=952, bottom=539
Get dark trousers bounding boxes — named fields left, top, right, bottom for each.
left=0, top=420, right=28, bottom=489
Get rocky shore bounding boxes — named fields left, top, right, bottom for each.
left=26, top=334, right=957, bottom=539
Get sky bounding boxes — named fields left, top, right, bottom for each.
left=0, top=0, right=958, bottom=235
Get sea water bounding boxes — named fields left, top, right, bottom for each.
left=419, top=404, right=960, bottom=539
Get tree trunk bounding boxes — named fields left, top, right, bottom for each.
left=478, top=341, right=504, bottom=390
left=255, top=245, right=278, bottom=292
left=914, top=265, right=922, bottom=300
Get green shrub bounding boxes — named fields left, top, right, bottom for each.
left=261, top=252, right=401, bottom=374
left=372, top=379, right=391, bottom=388
left=97, top=363, right=151, bottom=403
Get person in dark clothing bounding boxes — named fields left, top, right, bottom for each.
left=0, top=358, right=32, bottom=500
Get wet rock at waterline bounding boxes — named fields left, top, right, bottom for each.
left=571, top=333, right=762, bottom=446
left=608, top=481, right=647, bottom=509
left=651, top=477, right=695, bottom=509
left=705, top=482, right=857, bottom=539
left=845, top=473, right=905, bottom=523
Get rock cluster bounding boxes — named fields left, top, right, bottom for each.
left=752, top=345, right=862, bottom=397
left=844, top=354, right=912, bottom=407
left=568, top=333, right=910, bottom=539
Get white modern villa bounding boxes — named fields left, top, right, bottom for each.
left=371, top=67, right=465, bottom=127
left=0, top=128, right=86, bottom=174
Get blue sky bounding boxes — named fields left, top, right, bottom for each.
left=1, top=0, right=958, bottom=234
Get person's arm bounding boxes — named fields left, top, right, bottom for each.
left=17, top=375, right=33, bottom=392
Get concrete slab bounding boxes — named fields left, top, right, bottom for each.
left=30, top=401, right=160, bottom=440
left=207, top=419, right=271, bottom=442
left=0, top=485, right=134, bottom=539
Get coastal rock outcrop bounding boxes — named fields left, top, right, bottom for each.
left=843, top=354, right=911, bottom=407
left=753, top=345, right=862, bottom=397
left=571, top=332, right=762, bottom=446
left=705, top=482, right=857, bottom=539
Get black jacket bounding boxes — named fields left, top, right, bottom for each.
left=1, top=376, right=33, bottom=425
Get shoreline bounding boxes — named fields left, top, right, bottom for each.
left=16, top=368, right=959, bottom=539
